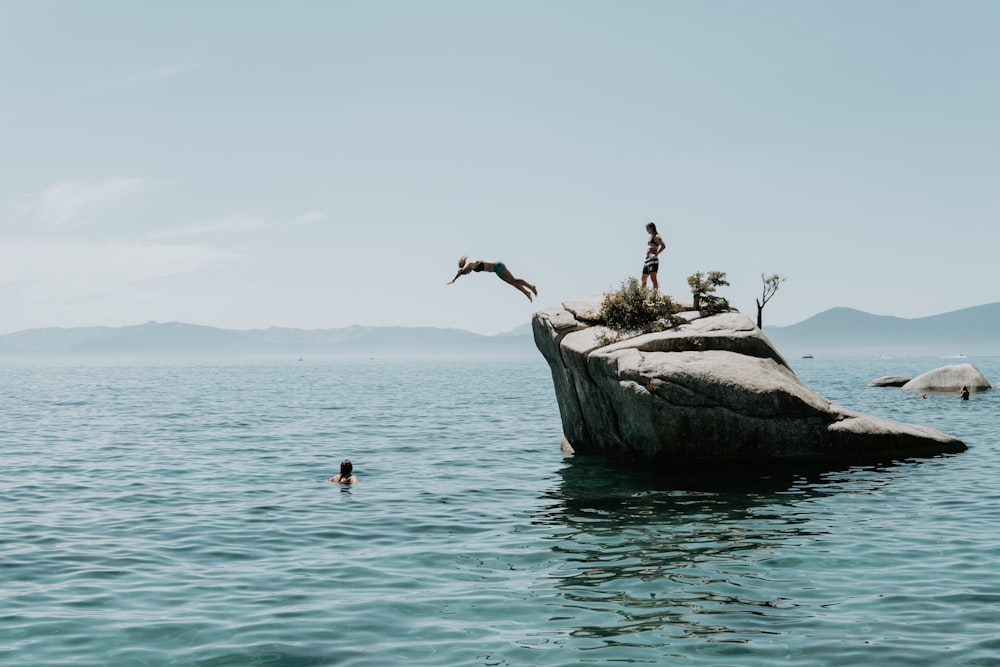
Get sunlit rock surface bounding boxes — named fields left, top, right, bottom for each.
left=901, top=363, right=991, bottom=394
left=533, top=297, right=967, bottom=464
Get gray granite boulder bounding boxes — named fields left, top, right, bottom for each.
left=869, top=376, right=911, bottom=387
left=533, top=299, right=966, bottom=464
left=901, top=364, right=991, bottom=393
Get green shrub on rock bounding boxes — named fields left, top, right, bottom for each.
left=596, top=278, right=681, bottom=344
left=687, top=271, right=730, bottom=313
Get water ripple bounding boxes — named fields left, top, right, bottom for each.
left=3, top=358, right=1000, bottom=665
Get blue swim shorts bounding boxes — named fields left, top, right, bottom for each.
left=493, top=261, right=506, bottom=276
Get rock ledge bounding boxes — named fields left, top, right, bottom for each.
left=533, top=297, right=966, bottom=464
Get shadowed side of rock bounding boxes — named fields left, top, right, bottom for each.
left=869, top=375, right=911, bottom=387
left=533, top=300, right=967, bottom=465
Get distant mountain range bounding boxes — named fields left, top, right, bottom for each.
left=0, top=321, right=536, bottom=359
left=2, top=301, right=998, bottom=359
left=764, top=302, right=1000, bottom=357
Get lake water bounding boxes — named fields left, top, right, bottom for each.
left=3, top=355, right=1000, bottom=666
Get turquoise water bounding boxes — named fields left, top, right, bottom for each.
left=3, top=356, right=1000, bottom=666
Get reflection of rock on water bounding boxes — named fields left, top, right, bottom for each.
left=535, top=454, right=907, bottom=644
left=542, top=452, right=892, bottom=532
left=533, top=297, right=966, bottom=465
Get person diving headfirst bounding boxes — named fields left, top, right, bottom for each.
left=447, top=256, right=538, bottom=302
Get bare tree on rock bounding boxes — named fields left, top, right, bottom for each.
left=756, top=273, right=786, bottom=328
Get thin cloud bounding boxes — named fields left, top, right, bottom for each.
left=106, top=63, right=204, bottom=89
left=0, top=241, right=237, bottom=301
left=10, top=178, right=153, bottom=228
left=291, top=210, right=328, bottom=227
left=147, top=210, right=328, bottom=240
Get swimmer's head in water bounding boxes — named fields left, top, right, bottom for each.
left=340, top=459, right=353, bottom=476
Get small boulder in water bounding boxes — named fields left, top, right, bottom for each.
left=902, top=363, right=991, bottom=393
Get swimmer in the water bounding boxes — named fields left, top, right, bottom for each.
left=330, top=459, right=358, bottom=485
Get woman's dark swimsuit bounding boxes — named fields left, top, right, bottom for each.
left=473, top=261, right=506, bottom=276
left=643, top=235, right=660, bottom=275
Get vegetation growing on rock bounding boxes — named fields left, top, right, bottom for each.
left=687, top=271, right=730, bottom=313
left=756, top=273, right=786, bottom=327
left=596, top=278, right=681, bottom=344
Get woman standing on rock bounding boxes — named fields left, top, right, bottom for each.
left=447, top=256, right=538, bottom=302
left=642, top=222, right=666, bottom=294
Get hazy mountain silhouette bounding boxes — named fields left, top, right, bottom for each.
left=1, top=325, right=117, bottom=354
left=0, top=321, right=535, bottom=358
left=764, top=302, right=1000, bottom=356
left=3, top=302, right=998, bottom=359
left=493, top=323, right=533, bottom=337
left=71, top=322, right=264, bottom=355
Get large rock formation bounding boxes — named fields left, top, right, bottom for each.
left=901, top=363, right=992, bottom=393
left=533, top=297, right=966, bottom=465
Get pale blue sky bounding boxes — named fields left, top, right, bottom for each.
left=2, top=1, right=997, bottom=335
